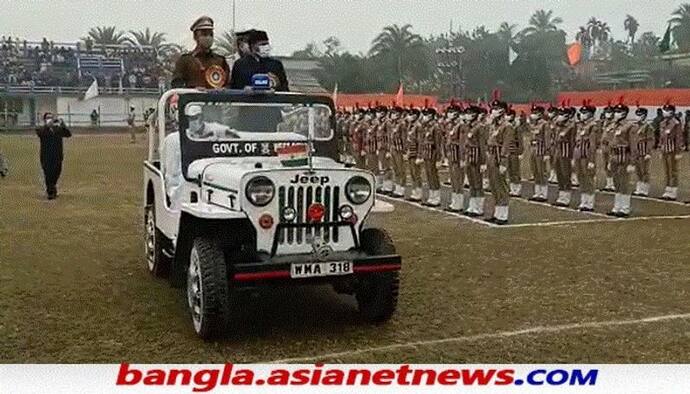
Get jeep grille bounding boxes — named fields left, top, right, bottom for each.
left=277, top=185, right=340, bottom=245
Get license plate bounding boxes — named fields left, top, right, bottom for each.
left=290, top=261, right=353, bottom=279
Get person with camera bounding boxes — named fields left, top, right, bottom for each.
left=36, top=112, right=71, bottom=199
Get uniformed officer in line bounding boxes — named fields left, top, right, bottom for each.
left=405, top=108, right=424, bottom=202
left=527, top=104, right=550, bottom=202
left=484, top=101, right=514, bottom=224
left=172, top=16, right=230, bottom=89
left=658, top=103, right=684, bottom=200
left=36, top=113, right=72, bottom=199
left=551, top=107, right=576, bottom=207
left=464, top=106, right=488, bottom=217
left=600, top=105, right=616, bottom=192
left=419, top=108, right=442, bottom=207
left=606, top=104, right=635, bottom=217
left=387, top=107, right=407, bottom=198
left=230, top=30, right=289, bottom=91
left=376, top=106, right=394, bottom=194
left=505, top=108, right=524, bottom=197
left=573, top=103, right=599, bottom=211
left=631, top=107, right=655, bottom=197
left=361, top=109, right=379, bottom=184
left=545, top=105, right=559, bottom=184
left=445, top=105, right=465, bottom=212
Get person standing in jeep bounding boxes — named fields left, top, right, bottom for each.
left=36, top=112, right=71, bottom=200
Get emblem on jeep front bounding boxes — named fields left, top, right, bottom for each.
left=290, top=174, right=330, bottom=185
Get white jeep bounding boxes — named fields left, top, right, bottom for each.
left=143, top=86, right=401, bottom=339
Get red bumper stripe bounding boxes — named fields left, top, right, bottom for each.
left=232, top=263, right=401, bottom=282
left=353, top=264, right=401, bottom=273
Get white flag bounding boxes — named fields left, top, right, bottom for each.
left=83, top=78, right=99, bottom=100
left=509, top=46, right=518, bottom=65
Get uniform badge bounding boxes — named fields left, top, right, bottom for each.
left=205, top=65, right=227, bottom=89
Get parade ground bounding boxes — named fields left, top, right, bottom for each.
left=2, top=133, right=690, bottom=363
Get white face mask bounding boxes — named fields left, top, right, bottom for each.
left=579, top=112, right=592, bottom=121
left=614, top=112, right=626, bottom=120
left=529, top=114, right=540, bottom=121
left=422, top=115, right=432, bottom=122
left=258, top=44, right=271, bottom=57
left=556, top=115, right=567, bottom=123
left=662, top=110, right=673, bottom=118
left=604, top=112, right=613, bottom=120
left=197, top=35, right=214, bottom=50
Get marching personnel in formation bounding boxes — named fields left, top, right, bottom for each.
left=405, top=109, right=424, bottom=202
left=600, top=105, right=616, bottom=192
left=419, top=108, right=443, bottom=207
left=445, top=105, right=465, bottom=212
left=546, top=106, right=559, bottom=184
left=484, top=100, right=514, bottom=224
left=361, top=109, right=379, bottom=188
left=376, top=107, right=394, bottom=194
left=527, top=104, right=550, bottom=202
left=348, top=110, right=365, bottom=168
left=658, top=103, right=684, bottom=200
left=551, top=107, right=576, bottom=207
left=606, top=104, right=635, bottom=217
left=464, top=106, right=488, bottom=217
left=388, top=107, right=407, bottom=198
left=573, top=103, right=599, bottom=211
left=631, top=107, right=655, bottom=197
left=505, top=108, right=524, bottom=197
left=172, top=16, right=230, bottom=89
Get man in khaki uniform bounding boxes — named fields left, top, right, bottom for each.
left=600, top=105, right=616, bottom=191
left=527, top=105, right=550, bottom=202
left=464, top=106, right=487, bottom=217
left=505, top=109, right=524, bottom=197
left=606, top=104, right=635, bottom=216
left=551, top=107, right=576, bottom=207
left=573, top=104, right=599, bottom=211
left=445, top=105, right=465, bottom=212
left=405, top=109, right=424, bottom=202
left=374, top=107, right=394, bottom=194
left=388, top=107, right=407, bottom=198
left=484, top=100, right=513, bottom=224
left=631, top=107, right=655, bottom=197
left=362, top=109, right=379, bottom=189
left=658, top=104, right=684, bottom=200
left=546, top=106, right=559, bottom=184
left=172, top=16, right=230, bottom=89
left=419, top=108, right=442, bottom=207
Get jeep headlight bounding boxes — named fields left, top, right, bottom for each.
left=345, top=176, right=371, bottom=205
left=246, top=176, right=275, bottom=206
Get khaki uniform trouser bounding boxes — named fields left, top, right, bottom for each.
left=391, top=152, right=406, bottom=186
left=555, top=156, right=572, bottom=191
left=408, top=157, right=423, bottom=188
left=466, top=163, right=483, bottom=197
left=355, top=153, right=366, bottom=169
left=610, top=161, right=631, bottom=194
left=508, top=153, right=521, bottom=183
left=424, top=156, right=440, bottom=190
left=365, top=153, right=378, bottom=174
left=378, top=150, right=392, bottom=181
left=531, top=154, right=547, bottom=185
left=603, top=151, right=613, bottom=177
left=635, top=156, right=650, bottom=183
left=487, top=155, right=509, bottom=206
left=449, top=162, right=464, bottom=193
left=576, top=158, right=596, bottom=194
left=663, top=153, right=679, bottom=187
left=548, top=155, right=556, bottom=175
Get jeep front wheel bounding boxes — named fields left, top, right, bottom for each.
left=356, top=228, right=400, bottom=323
left=144, top=204, right=169, bottom=277
left=187, top=238, right=230, bottom=339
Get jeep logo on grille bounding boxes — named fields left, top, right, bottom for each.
left=290, top=174, right=330, bottom=185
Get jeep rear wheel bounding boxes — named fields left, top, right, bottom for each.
left=187, top=238, right=230, bottom=339
left=356, top=228, right=399, bottom=323
left=144, top=204, right=169, bottom=277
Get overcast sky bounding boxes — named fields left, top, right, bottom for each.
left=0, top=0, right=684, bottom=55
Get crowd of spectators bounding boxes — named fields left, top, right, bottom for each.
left=0, top=36, right=167, bottom=89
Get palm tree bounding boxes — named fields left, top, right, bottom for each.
left=83, top=26, right=127, bottom=46
left=586, top=18, right=610, bottom=55
left=368, top=24, right=425, bottom=83
left=521, top=9, right=563, bottom=36
left=498, top=22, right=518, bottom=45
left=215, top=31, right=236, bottom=56
left=576, top=26, right=593, bottom=47
left=125, top=28, right=167, bottom=51
left=670, top=3, right=690, bottom=51
left=624, top=15, right=639, bottom=44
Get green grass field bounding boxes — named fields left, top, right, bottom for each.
left=1, top=133, right=690, bottom=363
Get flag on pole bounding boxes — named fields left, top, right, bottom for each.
left=331, top=83, right=338, bottom=107
left=83, top=78, right=99, bottom=100
left=659, top=23, right=672, bottom=53
left=508, top=46, right=518, bottom=65
left=276, top=144, right=308, bottom=167
left=567, top=42, right=583, bottom=66
left=395, top=83, right=404, bottom=106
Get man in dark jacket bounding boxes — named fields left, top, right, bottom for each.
left=36, top=112, right=71, bottom=199
left=229, top=30, right=289, bottom=91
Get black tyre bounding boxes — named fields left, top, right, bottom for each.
left=187, top=237, right=230, bottom=339
left=144, top=204, right=170, bottom=277
left=356, top=228, right=400, bottom=323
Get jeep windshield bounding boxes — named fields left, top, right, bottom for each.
left=182, top=101, right=333, bottom=142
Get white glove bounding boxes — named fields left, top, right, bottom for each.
left=499, top=165, right=507, bottom=174
left=675, top=154, right=683, bottom=160
left=480, top=164, right=487, bottom=173
left=587, top=162, right=595, bottom=170
left=626, top=164, right=635, bottom=173
left=385, top=152, right=392, bottom=159
left=518, top=154, right=523, bottom=159
left=415, top=158, right=424, bottom=165
left=644, top=154, right=651, bottom=161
